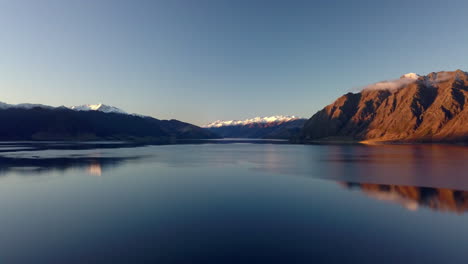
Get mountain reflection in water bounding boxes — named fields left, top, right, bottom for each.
left=342, top=182, right=468, bottom=214
left=1, top=143, right=468, bottom=263
left=0, top=155, right=139, bottom=176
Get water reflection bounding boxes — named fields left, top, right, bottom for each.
left=87, top=161, right=102, bottom=176
left=342, top=182, right=468, bottom=214
left=0, top=143, right=467, bottom=263
left=0, top=155, right=139, bottom=176
left=319, top=144, right=468, bottom=190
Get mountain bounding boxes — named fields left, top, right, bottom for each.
left=204, top=116, right=307, bottom=139
left=69, top=103, right=128, bottom=114
left=299, top=70, right=468, bottom=143
left=0, top=102, right=139, bottom=116
left=0, top=102, right=56, bottom=110
left=0, top=102, right=218, bottom=141
left=342, top=182, right=468, bottom=213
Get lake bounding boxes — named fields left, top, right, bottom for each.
left=0, top=141, right=468, bottom=263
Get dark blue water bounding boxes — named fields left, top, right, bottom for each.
left=0, top=142, right=467, bottom=263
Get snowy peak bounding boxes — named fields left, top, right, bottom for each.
left=204, top=115, right=305, bottom=128
left=400, top=73, right=420, bottom=80
left=69, top=103, right=127, bottom=114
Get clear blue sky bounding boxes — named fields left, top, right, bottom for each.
left=1, top=0, right=467, bottom=125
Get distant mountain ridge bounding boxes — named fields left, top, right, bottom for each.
left=204, top=115, right=306, bottom=139
left=299, top=70, right=468, bottom=143
left=0, top=102, right=218, bottom=141
left=0, top=101, right=57, bottom=110
left=0, top=101, right=144, bottom=116
left=204, top=116, right=302, bottom=128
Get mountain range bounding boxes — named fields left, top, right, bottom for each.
left=0, top=102, right=133, bottom=115
left=204, top=116, right=306, bottom=139
left=0, top=102, right=218, bottom=141
left=299, top=70, right=468, bottom=143
left=2, top=69, right=467, bottom=143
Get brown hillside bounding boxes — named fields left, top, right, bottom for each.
left=300, top=70, right=468, bottom=143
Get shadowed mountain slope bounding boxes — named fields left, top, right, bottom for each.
left=0, top=107, right=218, bottom=141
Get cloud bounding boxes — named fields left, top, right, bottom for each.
left=361, top=77, right=418, bottom=92
left=422, top=71, right=464, bottom=87
left=350, top=70, right=466, bottom=93
left=430, top=71, right=453, bottom=83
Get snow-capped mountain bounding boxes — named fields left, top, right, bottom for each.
left=204, top=115, right=307, bottom=139
left=300, top=70, right=468, bottom=143
left=204, top=115, right=303, bottom=128
left=0, top=101, right=131, bottom=115
left=0, top=101, right=217, bottom=141
left=69, top=103, right=127, bottom=114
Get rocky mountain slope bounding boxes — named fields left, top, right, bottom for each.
left=300, top=70, right=468, bottom=143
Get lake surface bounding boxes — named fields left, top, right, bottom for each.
left=1, top=142, right=468, bottom=263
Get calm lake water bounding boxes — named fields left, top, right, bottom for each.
left=1, top=141, right=468, bottom=263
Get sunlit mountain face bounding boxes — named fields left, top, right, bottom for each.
left=300, top=70, right=468, bottom=143
left=341, top=182, right=468, bottom=214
